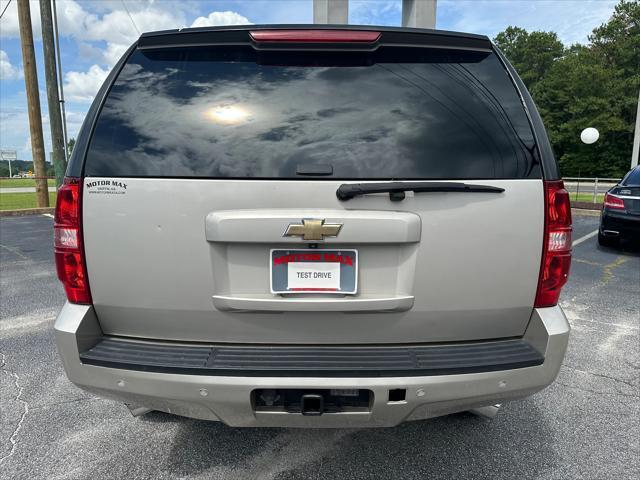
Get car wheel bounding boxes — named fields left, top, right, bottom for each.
left=598, top=231, right=619, bottom=248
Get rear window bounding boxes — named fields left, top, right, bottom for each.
left=622, top=168, right=640, bottom=186
left=85, top=46, right=540, bottom=179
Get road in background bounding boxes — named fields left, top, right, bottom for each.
left=1, top=213, right=638, bottom=479
left=0, top=188, right=39, bottom=194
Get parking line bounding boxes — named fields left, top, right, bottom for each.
left=41, top=214, right=54, bottom=218
left=573, top=230, right=599, bottom=247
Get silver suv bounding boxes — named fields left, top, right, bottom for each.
left=54, top=26, right=572, bottom=427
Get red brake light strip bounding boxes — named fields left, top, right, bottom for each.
left=250, top=30, right=381, bottom=43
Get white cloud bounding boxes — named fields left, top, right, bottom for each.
left=64, top=64, right=109, bottom=102
left=102, top=42, right=130, bottom=68
left=58, top=1, right=184, bottom=67
left=64, top=109, right=88, bottom=139
left=0, top=0, right=182, bottom=40
left=0, top=50, right=22, bottom=80
left=191, top=11, right=252, bottom=28
left=350, top=1, right=401, bottom=26
left=60, top=5, right=254, bottom=103
left=77, top=42, right=104, bottom=63
left=0, top=0, right=41, bottom=38
left=1, top=1, right=253, bottom=67
left=0, top=0, right=185, bottom=66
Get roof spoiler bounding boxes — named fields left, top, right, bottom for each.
left=137, top=25, right=492, bottom=53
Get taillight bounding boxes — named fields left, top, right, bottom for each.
left=249, top=30, right=381, bottom=43
left=535, top=180, right=572, bottom=308
left=54, top=177, right=91, bottom=304
left=603, top=192, right=626, bottom=211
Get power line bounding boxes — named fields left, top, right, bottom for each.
left=120, top=0, right=140, bottom=36
left=0, top=0, right=13, bottom=21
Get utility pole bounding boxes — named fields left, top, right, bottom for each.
left=632, top=89, right=639, bottom=169
left=17, top=0, right=49, bottom=207
left=40, top=0, right=66, bottom=188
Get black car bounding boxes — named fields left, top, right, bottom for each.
left=599, top=165, right=640, bottom=247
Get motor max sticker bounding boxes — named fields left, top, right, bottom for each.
left=85, top=179, right=127, bottom=195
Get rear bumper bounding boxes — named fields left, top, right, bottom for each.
left=54, top=304, right=570, bottom=427
left=600, top=210, right=640, bottom=238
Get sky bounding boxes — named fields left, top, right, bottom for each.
left=0, top=0, right=620, bottom=162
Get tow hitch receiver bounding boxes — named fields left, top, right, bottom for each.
left=301, top=394, right=324, bottom=416
left=253, top=389, right=372, bottom=414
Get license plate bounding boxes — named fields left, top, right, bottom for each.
left=270, top=249, right=358, bottom=294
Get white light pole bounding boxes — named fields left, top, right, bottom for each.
left=632, top=89, right=639, bottom=168
left=580, top=127, right=600, bottom=202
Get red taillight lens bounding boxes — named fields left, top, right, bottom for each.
left=54, top=177, right=91, bottom=304
left=603, top=192, right=625, bottom=210
left=249, top=30, right=381, bottom=43
left=535, top=180, right=572, bottom=308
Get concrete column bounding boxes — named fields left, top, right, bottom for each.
left=313, top=0, right=348, bottom=24
left=402, top=0, right=437, bottom=29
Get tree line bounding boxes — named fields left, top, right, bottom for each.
left=494, top=0, right=639, bottom=178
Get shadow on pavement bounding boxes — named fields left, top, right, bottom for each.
left=151, top=402, right=555, bottom=479
left=596, top=239, right=640, bottom=256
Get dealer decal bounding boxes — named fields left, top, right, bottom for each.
left=85, top=179, right=128, bottom=195
left=273, top=252, right=353, bottom=267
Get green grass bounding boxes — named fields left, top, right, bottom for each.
left=572, top=192, right=605, bottom=203
left=0, top=192, right=57, bottom=210
left=0, top=178, right=57, bottom=188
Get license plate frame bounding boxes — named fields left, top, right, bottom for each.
left=270, top=249, right=358, bottom=295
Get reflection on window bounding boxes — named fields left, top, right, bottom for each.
left=86, top=48, right=539, bottom=179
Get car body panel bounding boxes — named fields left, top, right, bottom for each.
left=82, top=178, right=543, bottom=343
left=54, top=302, right=570, bottom=427
left=54, top=25, right=571, bottom=425
left=600, top=168, right=640, bottom=241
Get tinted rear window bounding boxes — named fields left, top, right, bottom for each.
left=85, top=47, right=540, bottom=179
left=622, top=168, right=640, bottom=186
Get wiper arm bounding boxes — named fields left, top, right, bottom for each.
left=336, top=181, right=505, bottom=201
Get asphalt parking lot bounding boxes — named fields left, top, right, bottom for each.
left=1, top=212, right=638, bottom=480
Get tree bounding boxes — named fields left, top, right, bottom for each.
left=494, top=0, right=639, bottom=177
left=494, top=26, right=565, bottom=90
left=67, top=138, right=76, bottom=158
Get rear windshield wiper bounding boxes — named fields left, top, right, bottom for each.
left=336, top=182, right=505, bottom=201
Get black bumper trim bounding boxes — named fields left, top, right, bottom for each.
left=79, top=338, right=544, bottom=377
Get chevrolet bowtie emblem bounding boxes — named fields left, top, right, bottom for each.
left=283, top=219, right=343, bottom=241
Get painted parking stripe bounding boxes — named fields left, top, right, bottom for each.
left=41, top=213, right=54, bottom=218
left=573, top=230, right=599, bottom=247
